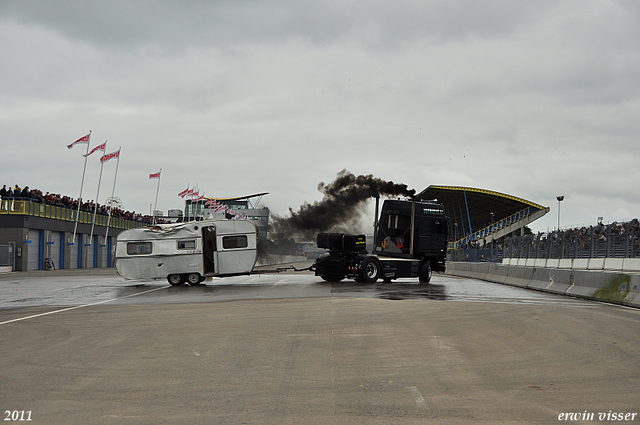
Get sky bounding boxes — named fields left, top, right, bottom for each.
left=1, top=0, right=639, bottom=234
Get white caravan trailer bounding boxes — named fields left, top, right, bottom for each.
left=115, top=219, right=258, bottom=285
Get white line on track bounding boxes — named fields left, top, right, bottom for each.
left=0, top=285, right=169, bottom=326
left=407, top=386, right=427, bottom=409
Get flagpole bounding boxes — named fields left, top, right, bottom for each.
left=152, top=168, right=162, bottom=225
left=185, top=184, right=191, bottom=222
left=72, top=130, right=91, bottom=244
left=104, top=147, right=121, bottom=241
left=90, top=141, right=107, bottom=245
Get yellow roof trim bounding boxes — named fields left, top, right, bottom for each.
left=423, top=186, right=547, bottom=210
left=203, top=192, right=269, bottom=202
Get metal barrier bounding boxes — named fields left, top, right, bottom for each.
left=448, top=247, right=503, bottom=263
left=0, top=199, right=146, bottom=230
left=504, top=221, right=640, bottom=261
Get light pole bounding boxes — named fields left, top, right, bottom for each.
left=490, top=212, right=494, bottom=261
left=556, top=196, right=564, bottom=231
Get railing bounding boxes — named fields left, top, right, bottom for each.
left=450, top=206, right=538, bottom=249
left=448, top=247, right=503, bottom=263
left=503, top=220, right=640, bottom=260
left=0, top=199, right=146, bottom=230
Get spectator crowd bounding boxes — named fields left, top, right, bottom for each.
left=0, top=184, right=167, bottom=224
left=503, top=218, right=640, bottom=260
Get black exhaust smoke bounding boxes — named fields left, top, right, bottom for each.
left=269, top=170, right=415, bottom=242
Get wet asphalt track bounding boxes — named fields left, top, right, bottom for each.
left=0, top=266, right=592, bottom=313
left=1, top=267, right=639, bottom=424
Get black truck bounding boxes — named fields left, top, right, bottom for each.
left=314, top=198, right=449, bottom=284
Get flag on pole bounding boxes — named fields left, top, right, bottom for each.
left=67, top=133, right=91, bottom=149
left=149, top=171, right=161, bottom=179
left=193, top=194, right=205, bottom=201
left=178, top=188, right=190, bottom=198
left=100, top=149, right=121, bottom=163
left=83, top=142, right=106, bottom=157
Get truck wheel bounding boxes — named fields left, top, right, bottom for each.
left=320, top=273, right=344, bottom=283
left=361, top=257, right=380, bottom=284
left=167, top=274, right=184, bottom=286
left=419, top=262, right=432, bottom=284
left=186, top=273, right=201, bottom=285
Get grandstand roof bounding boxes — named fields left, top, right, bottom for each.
left=416, top=185, right=548, bottom=239
left=205, top=192, right=269, bottom=202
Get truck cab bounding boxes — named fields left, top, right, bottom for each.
left=375, top=199, right=448, bottom=272
left=314, top=198, right=449, bottom=284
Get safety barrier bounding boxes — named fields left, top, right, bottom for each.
left=502, top=257, right=640, bottom=272
left=445, top=261, right=640, bottom=308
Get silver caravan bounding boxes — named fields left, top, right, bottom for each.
left=115, top=219, right=258, bottom=285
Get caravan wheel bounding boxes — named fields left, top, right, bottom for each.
left=186, top=273, right=201, bottom=285
left=167, top=274, right=184, bottom=286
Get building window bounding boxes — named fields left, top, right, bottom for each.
left=222, top=235, right=248, bottom=249
left=127, top=242, right=152, bottom=255
left=387, top=214, right=399, bottom=229
left=177, top=240, right=196, bottom=249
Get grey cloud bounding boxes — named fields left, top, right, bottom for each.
left=2, top=0, right=561, bottom=50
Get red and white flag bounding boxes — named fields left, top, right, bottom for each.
left=67, top=133, right=91, bottom=149
left=178, top=188, right=190, bottom=198
left=100, top=149, right=120, bottom=163
left=149, top=171, right=161, bottom=179
left=83, top=142, right=106, bottom=157
left=193, top=194, right=205, bottom=201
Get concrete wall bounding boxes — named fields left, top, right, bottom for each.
left=446, top=262, right=640, bottom=308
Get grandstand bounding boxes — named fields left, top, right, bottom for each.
left=416, top=186, right=550, bottom=249
left=503, top=219, right=640, bottom=271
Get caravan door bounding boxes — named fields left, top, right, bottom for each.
left=202, top=225, right=216, bottom=275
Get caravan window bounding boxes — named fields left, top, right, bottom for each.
left=222, top=235, right=248, bottom=249
left=127, top=242, right=152, bottom=255
left=177, top=239, right=196, bottom=249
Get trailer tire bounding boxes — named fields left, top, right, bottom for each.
left=186, top=273, right=201, bottom=285
left=361, top=257, right=381, bottom=284
left=419, top=261, right=432, bottom=284
left=167, top=274, right=184, bottom=286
